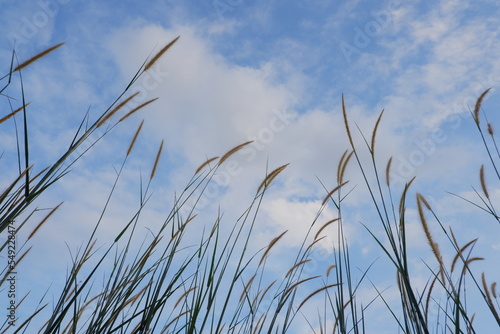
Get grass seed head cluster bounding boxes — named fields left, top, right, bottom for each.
left=0, top=38, right=499, bottom=333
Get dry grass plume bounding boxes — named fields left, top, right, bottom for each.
left=473, top=88, right=491, bottom=125
left=150, top=140, right=164, bottom=180
left=144, top=36, right=180, bottom=71
left=219, top=141, right=253, bottom=165
left=13, top=43, right=64, bottom=72
left=97, top=92, right=139, bottom=127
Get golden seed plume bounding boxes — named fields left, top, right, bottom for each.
left=417, top=193, right=445, bottom=282
left=259, top=230, right=287, bottom=265
left=174, top=286, right=197, bottom=308
left=398, top=177, right=415, bottom=214
left=28, top=202, right=63, bottom=240
left=13, top=43, right=64, bottom=72
left=480, top=164, right=489, bottom=199
left=17, top=303, right=47, bottom=333
left=171, top=220, right=189, bottom=240
left=118, top=98, right=158, bottom=123
left=338, top=151, right=354, bottom=185
left=97, top=92, right=139, bottom=127
left=254, top=314, right=267, bottom=333
left=217, top=325, right=226, bottom=334
left=463, top=257, right=484, bottom=274
left=297, top=283, right=341, bottom=312
left=473, top=88, right=491, bottom=125
left=150, top=140, right=164, bottom=180
left=417, top=194, right=432, bottom=244
left=0, top=103, right=31, bottom=124
left=419, top=194, right=432, bottom=210
left=450, top=238, right=477, bottom=273
left=385, top=156, right=393, bottom=187
left=72, top=292, right=105, bottom=323
left=122, top=283, right=151, bottom=309
left=186, top=214, right=198, bottom=224
left=72, top=240, right=97, bottom=276
left=449, top=227, right=459, bottom=249
left=219, top=141, right=253, bottom=165
left=28, top=166, right=49, bottom=184
left=1, top=247, right=32, bottom=285
left=285, top=259, right=311, bottom=278
left=482, top=273, right=500, bottom=320
left=239, top=274, right=257, bottom=301
left=283, top=276, right=320, bottom=297
left=488, top=123, right=494, bottom=136
left=195, top=156, right=219, bottom=175
left=259, top=280, right=276, bottom=304
left=396, top=271, right=411, bottom=311
left=306, top=237, right=326, bottom=254
left=424, top=275, right=438, bottom=321
left=134, top=236, right=163, bottom=270
left=127, top=120, right=144, bottom=156
left=314, top=218, right=340, bottom=240
left=342, top=94, right=355, bottom=149
left=257, top=163, right=289, bottom=194
left=164, top=311, right=189, bottom=332
left=326, top=264, right=337, bottom=277
left=336, top=150, right=348, bottom=183
left=322, top=181, right=349, bottom=206
left=144, top=36, right=180, bottom=71
left=492, top=282, right=497, bottom=298
left=371, top=109, right=384, bottom=154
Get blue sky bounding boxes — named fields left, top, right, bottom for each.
left=1, top=0, right=500, bottom=332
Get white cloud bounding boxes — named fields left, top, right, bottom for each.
left=107, top=24, right=293, bottom=163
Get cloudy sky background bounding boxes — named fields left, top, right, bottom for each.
left=1, top=0, right=500, bottom=332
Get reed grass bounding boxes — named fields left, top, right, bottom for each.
left=1, top=42, right=499, bottom=334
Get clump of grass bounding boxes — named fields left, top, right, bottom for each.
left=1, top=41, right=499, bottom=334
left=0, top=36, right=178, bottom=236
